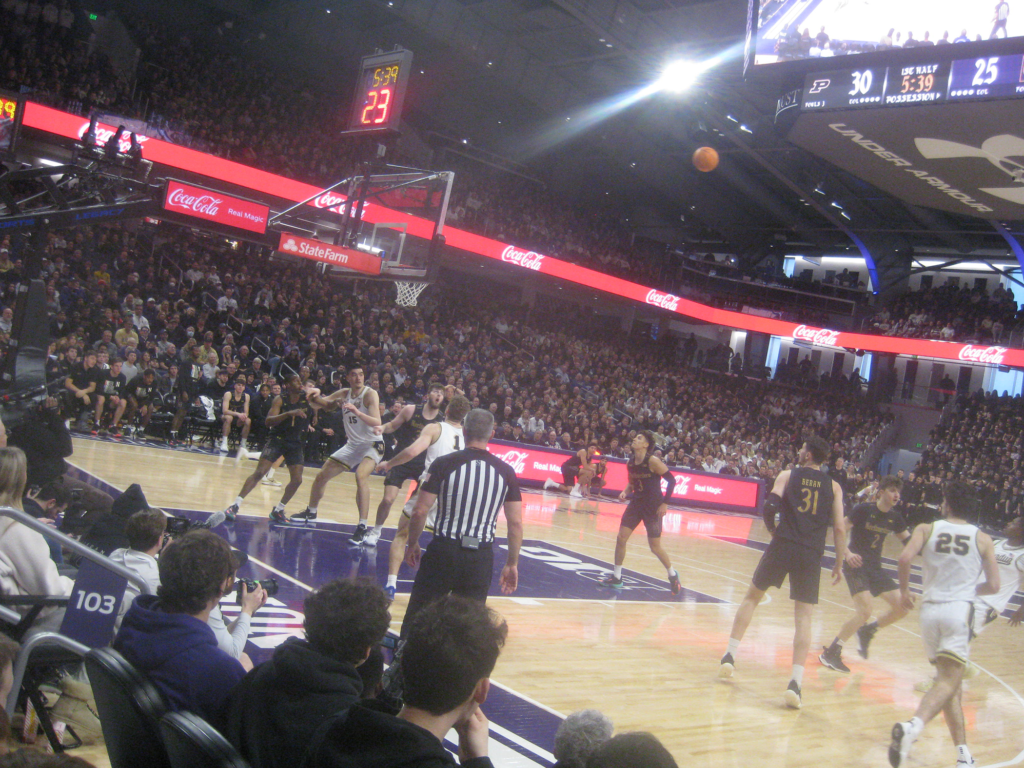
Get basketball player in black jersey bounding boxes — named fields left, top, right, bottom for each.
left=719, top=436, right=846, bottom=709
left=365, top=384, right=445, bottom=548
left=820, top=475, right=910, bottom=673
left=599, top=432, right=682, bottom=595
left=544, top=445, right=599, bottom=498
left=220, top=377, right=252, bottom=455
left=215, top=374, right=320, bottom=525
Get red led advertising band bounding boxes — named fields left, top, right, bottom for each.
left=486, top=441, right=761, bottom=510
left=24, top=103, right=1022, bottom=368
left=162, top=180, right=270, bottom=235
left=276, top=232, right=382, bottom=275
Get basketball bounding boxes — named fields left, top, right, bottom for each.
left=693, top=146, right=719, bottom=172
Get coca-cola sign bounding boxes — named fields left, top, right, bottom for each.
left=277, top=233, right=382, bottom=276
left=501, top=246, right=544, bottom=271
left=486, top=440, right=761, bottom=512
left=792, top=324, right=842, bottom=347
left=162, top=180, right=269, bottom=234
left=645, top=289, right=681, bottom=311
left=958, top=345, right=1008, bottom=365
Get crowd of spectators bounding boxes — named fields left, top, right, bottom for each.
left=912, top=390, right=1024, bottom=527
left=868, top=282, right=1022, bottom=344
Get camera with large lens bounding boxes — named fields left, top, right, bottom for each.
left=235, top=577, right=279, bottom=604
left=164, top=515, right=195, bottom=536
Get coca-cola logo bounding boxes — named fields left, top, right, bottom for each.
left=76, top=121, right=149, bottom=154
left=792, top=324, right=841, bottom=346
left=494, top=450, right=529, bottom=474
left=957, top=345, right=1008, bottom=365
left=500, top=246, right=544, bottom=271
left=672, top=475, right=691, bottom=496
left=167, top=188, right=221, bottom=216
left=645, top=289, right=681, bottom=311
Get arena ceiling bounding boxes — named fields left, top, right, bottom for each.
left=133, top=0, right=1024, bottom=288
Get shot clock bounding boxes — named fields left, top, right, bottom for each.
left=347, top=48, right=414, bottom=135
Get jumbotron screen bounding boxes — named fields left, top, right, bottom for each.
left=750, top=0, right=1018, bottom=65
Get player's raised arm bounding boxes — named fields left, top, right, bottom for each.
left=264, top=395, right=288, bottom=426
left=345, top=387, right=381, bottom=426
left=897, top=522, right=930, bottom=610
left=830, top=479, right=846, bottom=584
left=377, top=403, right=414, bottom=435
left=381, top=422, right=440, bottom=473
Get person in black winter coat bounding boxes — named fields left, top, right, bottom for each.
left=226, top=578, right=391, bottom=768
left=304, top=595, right=507, bottom=768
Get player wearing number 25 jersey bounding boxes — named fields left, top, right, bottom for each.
left=719, top=436, right=846, bottom=711
left=889, top=481, right=999, bottom=768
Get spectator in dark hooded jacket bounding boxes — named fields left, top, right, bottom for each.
left=225, top=578, right=390, bottom=768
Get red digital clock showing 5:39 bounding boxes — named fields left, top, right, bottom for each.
left=348, top=49, right=414, bottom=134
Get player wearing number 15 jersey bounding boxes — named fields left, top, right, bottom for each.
left=719, top=436, right=846, bottom=710
left=820, top=475, right=911, bottom=673
left=375, top=395, right=472, bottom=601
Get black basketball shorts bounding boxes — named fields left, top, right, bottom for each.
left=843, top=562, right=898, bottom=598
left=384, top=461, right=424, bottom=489
left=620, top=497, right=664, bottom=538
left=260, top=437, right=305, bottom=467
left=752, top=537, right=823, bottom=604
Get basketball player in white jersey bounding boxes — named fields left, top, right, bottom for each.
left=375, top=394, right=471, bottom=601
left=974, top=515, right=1024, bottom=630
left=292, top=367, right=383, bottom=536
left=889, top=481, right=1000, bottom=768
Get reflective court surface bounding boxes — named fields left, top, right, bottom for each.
left=67, top=438, right=1024, bottom=768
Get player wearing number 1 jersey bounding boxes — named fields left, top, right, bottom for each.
left=719, top=436, right=846, bottom=710
left=820, top=476, right=911, bottom=673
left=889, top=481, right=999, bottom=768
left=375, top=395, right=471, bottom=601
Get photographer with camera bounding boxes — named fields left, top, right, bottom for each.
left=226, top=578, right=390, bottom=768
left=113, top=529, right=248, bottom=727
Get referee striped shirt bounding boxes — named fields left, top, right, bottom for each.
left=421, top=448, right=522, bottom=543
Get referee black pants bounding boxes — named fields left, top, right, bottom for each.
left=400, top=537, right=494, bottom=638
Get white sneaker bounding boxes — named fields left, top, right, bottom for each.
left=261, top=476, right=282, bottom=487
left=569, top=486, right=583, bottom=498
left=219, top=438, right=229, bottom=452
left=889, top=721, right=920, bottom=768
left=363, top=528, right=380, bottom=547
left=543, top=478, right=558, bottom=491
left=956, top=759, right=976, bottom=768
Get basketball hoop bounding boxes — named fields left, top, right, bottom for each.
left=394, top=279, right=429, bottom=307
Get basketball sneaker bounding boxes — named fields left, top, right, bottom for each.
left=857, top=622, right=878, bottom=658
left=290, top=508, right=318, bottom=523
left=956, top=760, right=976, bottom=768
left=569, top=485, right=583, bottom=498
left=543, top=479, right=559, bottom=491
left=261, top=476, right=282, bottom=487
left=784, top=680, right=802, bottom=709
left=718, top=653, right=735, bottom=679
left=350, top=523, right=369, bottom=544
left=362, top=528, right=380, bottom=547
left=819, top=644, right=850, bottom=673
left=224, top=504, right=238, bottom=523
left=668, top=570, right=681, bottom=596
left=269, top=507, right=287, bottom=524
left=600, top=575, right=624, bottom=589
left=888, top=720, right=920, bottom=767
left=384, top=585, right=396, bottom=602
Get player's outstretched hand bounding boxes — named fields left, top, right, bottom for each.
left=845, top=551, right=863, bottom=568
left=377, top=460, right=390, bottom=474
left=500, top=564, right=518, bottom=594
left=372, top=425, right=384, bottom=435
left=830, top=562, right=843, bottom=586
left=1009, top=606, right=1023, bottom=627
left=618, top=490, right=628, bottom=502
left=900, top=589, right=916, bottom=611
left=455, top=706, right=490, bottom=761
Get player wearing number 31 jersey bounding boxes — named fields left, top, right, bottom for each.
left=719, top=436, right=846, bottom=711
left=375, top=395, right=472, bottom=601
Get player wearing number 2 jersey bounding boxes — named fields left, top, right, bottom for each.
left=820, top=475, right=912, bottom=673
left=889, top=481, right=999, bottom=768
left=719, top=436, right=846, bottom=710
left=375, top=395, right=472, bottom=601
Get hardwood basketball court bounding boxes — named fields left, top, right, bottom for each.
left=67, top=438, right=1024, bottom=768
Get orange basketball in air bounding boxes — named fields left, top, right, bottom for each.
left=693, top=146, right=719, bottom=172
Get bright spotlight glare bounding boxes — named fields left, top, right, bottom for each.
left=658, top=60, right=703, bottom=93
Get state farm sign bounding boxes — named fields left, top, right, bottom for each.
left=162, top=180, right=269, bottom=235
left=486, top=440, right=761, bottom=512
left=792, top=324, right=842, bottom=347
left=958, top=345, right=1008, bottom=365
left=501, top=245, right=544, bottom=270
left=277, top=233, right=382, bottom=276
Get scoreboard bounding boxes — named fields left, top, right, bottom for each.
left=801, top=53, right=1024, bottom=110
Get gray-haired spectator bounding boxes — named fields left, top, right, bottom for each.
left=554, top=710, right=614, bottom=768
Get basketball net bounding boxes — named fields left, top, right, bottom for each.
left=394, top=280, right=429, bottom=307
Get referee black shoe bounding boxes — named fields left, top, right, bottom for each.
left=350, top=523, right=369, bottom=544
left=857, top=622, right=878, bottom=658
left=819, top=644, right=850, bottom=673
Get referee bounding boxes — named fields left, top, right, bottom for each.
left=400, top=408, right=523, bottom=637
